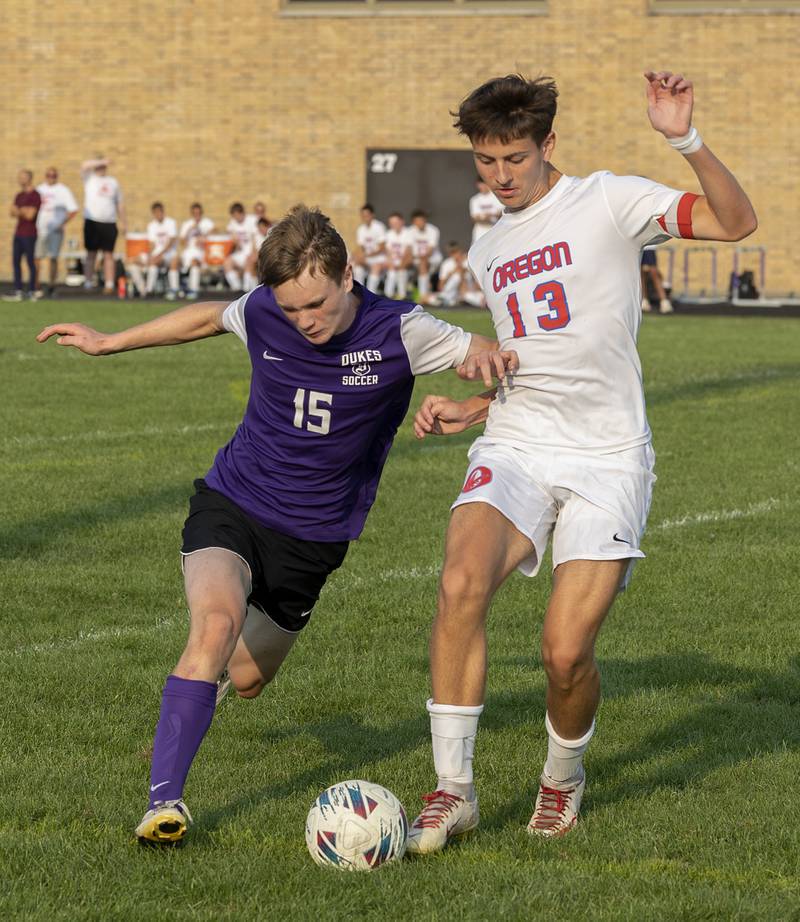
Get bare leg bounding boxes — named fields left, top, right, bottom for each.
left=541, top=558, right=628, bottom=738
left=175, top=548, right=251, bottom=682
left=84, top=250, right=97, bottom=285
left=102, top=251, right=115, bottom=290
left=227, top=605, right=298, bottom=698
left=431, top=502, right=534, bottom=706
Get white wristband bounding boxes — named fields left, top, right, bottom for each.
left=667, top=126, right=703, bottom=155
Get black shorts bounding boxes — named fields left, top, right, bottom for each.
left=84, top=218, right=118, bottom=253
left=640, top=249, right=657, bottom=268
left=181, top=479, right=349, bottom=633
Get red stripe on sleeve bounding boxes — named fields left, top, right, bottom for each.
left=656, top=215, right=667, bottom=233
left=676, top=192, right=699, bottom=239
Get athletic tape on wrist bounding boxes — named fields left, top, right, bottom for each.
left=667, top=126, right=703, bottom=155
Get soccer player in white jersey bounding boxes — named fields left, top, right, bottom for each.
left=408, top=210, right=442, bottom=303
left=224, top=202, right=256, bottom=292
left=406, top=70, right=757, bottom=851
left=469, top=179, right=503, bottom=243
left=384, top=212, right=413, bottom=299
left=128, top=202, right=179, bottom=299
left=178, top=202, right=214, bottom=300
left=352, top=204, right=387, bottom=292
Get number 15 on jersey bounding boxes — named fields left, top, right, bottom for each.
left=293, top=388, right=332, bottom=435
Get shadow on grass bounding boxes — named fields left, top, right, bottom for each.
left=481, top=652, right=800, bottom=831
left=196, top=651, right=799, bottom=836
left=645, top=362, right=800, bottom=407
left=0, top=483, right=189, bottom=559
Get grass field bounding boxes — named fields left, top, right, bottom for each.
left=1, top=300, right=799, bottom=921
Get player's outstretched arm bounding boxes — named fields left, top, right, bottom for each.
left=413, top=390, right=495, bottom=440
left=644, top=71, right=757, bottom=241
left=36, top=301, right=230, bottom=356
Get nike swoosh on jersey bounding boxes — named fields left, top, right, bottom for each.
left=262, top=350, right=283, bottom=361
left=613, top=533, right=631, bottom=544
left=486, top=255, right=501, bottom=272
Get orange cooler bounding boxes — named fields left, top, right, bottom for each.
left=125, top=233, right=151, bottom=260
left=205, top=235, right=234, bottom=266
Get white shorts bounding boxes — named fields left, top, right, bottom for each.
left=230, top=249, right=252, bottom=270
left=451, top=439, right=656, bottom=588
left=181, top=246, right=205, bottom=270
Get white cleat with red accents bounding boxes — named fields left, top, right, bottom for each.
left=406, top=790, right=479, bottom=854
left=527, top=769, right=585, bottom=838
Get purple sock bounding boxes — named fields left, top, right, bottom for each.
left=149, top=675, right=217, bottom=808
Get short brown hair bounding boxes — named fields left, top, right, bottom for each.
left=257, top=204, right=348, bottom=288
left=453, top=74, right=558, bottom=146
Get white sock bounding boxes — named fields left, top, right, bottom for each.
left=384, top=270, right=396, bottom=298
left=129, top=264, right=145, bottom=295
left=418, top=273, right=430, bottom=297
left=188, top=265, right=200, bottom=293
left=544, top=712, right=595, bottom=783
left=225, top=269, right=241, bottom=291
left=428, top=698, right=483, bottom=801
left=168, top=269, right=180, bottom=292
left=367, top=271, right=381, bottom=292
left=146, top=265, right=158, bottom=293
left=243, top=271, right=256, bottom=291
left=353, top=265, right=367, bottom=286
left=395, top=269, right=408, bottom=299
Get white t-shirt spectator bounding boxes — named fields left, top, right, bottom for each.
left=83, top=174, right=121, bottom=223
left=147, top=217, right=178, bottom=255
left=36, top=182, right=78, bottom=234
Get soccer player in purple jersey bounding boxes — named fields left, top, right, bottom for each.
left=37, top=205, right=518, bottom=845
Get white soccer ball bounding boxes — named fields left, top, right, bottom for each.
left=305, top=780, right=408, bottom=871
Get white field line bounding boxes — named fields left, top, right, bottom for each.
left=651, top=497, right=782, bottom=531
left=1, top=422, right=231, bottom=450
left=4, top=499, right=782, bottom=658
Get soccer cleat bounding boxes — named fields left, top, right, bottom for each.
left=527, top=770, right=585, bottom=838
left=165, top=290, right=177, bottom=301
left=29, top=289, right=44, bottom=301
left=3, top=291, right=24, bottom=302
left=659, top=298, right=674, bottom=314
left=135, top=799, right=193, bottom=845
left=216, top=668, right=232, bottom=705
left=406, top=790, right=479, bottom=854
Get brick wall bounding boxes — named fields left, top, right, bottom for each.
left=3, top=0, right=797, bottom=293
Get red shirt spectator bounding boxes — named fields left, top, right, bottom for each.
left=15, top=189, right=41, bottom=237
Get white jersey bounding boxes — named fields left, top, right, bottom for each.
left=36, top=182, right=78, bottom=234
left=408, top=223, right=442, bottom=262
left=180, top=216, right=214, bottom=248
left=468, top=171, right=697, bottom=454
left=227, top=217, right=253, bottom=254
left=356, top=219, right=386, bottom=257
left=385, top=227, right=412, bottom=267
left=83, top=174, right=121, bottom=223
left=469, top=191, right=503, bottom=242
left=147, top=217, right=178, bottom=255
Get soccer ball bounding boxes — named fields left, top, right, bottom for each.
left=305, top=780, right=408, bottom=871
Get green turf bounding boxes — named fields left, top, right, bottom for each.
left=1, top=301, right=799, bottom=921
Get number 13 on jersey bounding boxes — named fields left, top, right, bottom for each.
left=506, top=281, right=571, bottom=336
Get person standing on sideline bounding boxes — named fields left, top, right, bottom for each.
left=406, top=70, right=756, bottom=852
left=81, top=156, right=126, bottom=294
left=640, top=247, right=674, bottom=313
left=5, top=170, right=41, bottom=302
left=34, top=167, right=78, bottom=297
left=469, top=179, right=503, bottom=243
left=36, top=204, right=518, bottom=845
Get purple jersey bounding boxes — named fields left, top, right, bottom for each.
left=204, top=283, right=471, bottom=541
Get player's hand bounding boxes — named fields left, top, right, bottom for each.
left=36, top=322, right=111, bottom=355
left=644, top=71, right=693, bottom=139
left=414, top=395, right=475, bottom=439
left=457, top=349, right=519, bottom=387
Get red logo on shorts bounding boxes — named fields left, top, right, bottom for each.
left=462, top=466, right=493, bottom=493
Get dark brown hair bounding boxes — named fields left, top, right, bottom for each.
left=453, top=74, right=558, bottom=145
left=257, top=204, right=348, bottom=288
